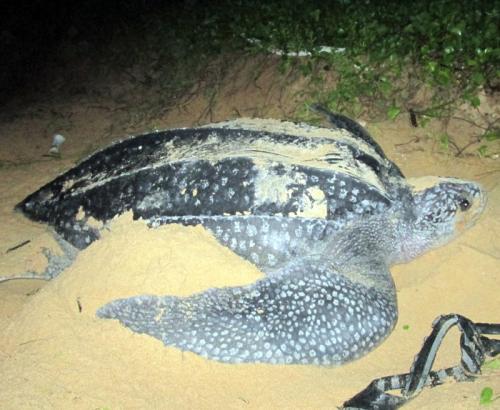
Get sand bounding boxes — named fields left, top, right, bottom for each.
left=0, top=62, right=499, bottom=409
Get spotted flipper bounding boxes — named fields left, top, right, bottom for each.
left=97, top=259, right=397, bottom=365
left=310, top=103, right=404, bottom=178
left=150, top=215, right=341, bottom=273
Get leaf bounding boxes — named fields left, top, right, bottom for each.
left=435, top=67, right=451, bottom=86
left=483, top=130, right=500, bottom=142
left=469, top=96, right=481, bottom=108
left=483, top=358, right=500, bottom=369
left=480, top=387, right=493, bottom=405
left=478, top=145, right=488, bottom=157
left=471, top=72, right=486, bottom=86
left=420, top=115, right=431, bottom=128
left=387, top=106, right=400, bottom=120
left=402, top=324, right=410, bottom=330
left=439, top=133, right=450, bottom=150
left=311, top=9, right=321, bottom=22
left=426, top=61, right=437, bottom=73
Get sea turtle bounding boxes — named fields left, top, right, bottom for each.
left=16, top=107, right=486, bottom=367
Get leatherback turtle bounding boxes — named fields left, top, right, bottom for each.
left=16, top=107, right=486, bottom=366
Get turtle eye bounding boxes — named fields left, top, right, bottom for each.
left=458, top=197, right=471, bottom=211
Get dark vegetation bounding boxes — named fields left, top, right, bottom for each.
left=1, top=0, right=499, bottom=153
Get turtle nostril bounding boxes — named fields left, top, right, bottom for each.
left=459, top=198, right=471, bottom=211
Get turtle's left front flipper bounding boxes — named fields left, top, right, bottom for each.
left=97, top=260, right=397, bottom=365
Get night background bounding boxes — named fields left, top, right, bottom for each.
left=2, top=0, right=498, bottom=111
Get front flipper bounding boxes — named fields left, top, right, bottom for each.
left=97, top=260, right=397, bottom=365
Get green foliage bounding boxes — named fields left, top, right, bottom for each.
left=60, top=0, right=498, bottom=153
left=196, top=0, right=498, bottom=122
left=177, top=0, right=498, bottom=154
left=387, top=107, right=401, bottom=121
left=439, top=133, right=451, bottom=150
left=480, top=386, right=497, bottom=405
left=477, top=145, right=489, bottom=157
left=480, top=358, right=500, bottom=405
left=483, top=130, right=500, bottom=142
left=483, top=358, right=500, bottom=370
left=477, top=129, right=500, bottom=156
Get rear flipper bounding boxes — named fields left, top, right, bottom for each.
left=0, top=234, right=78, bottom=283
left=309, top=103, right=404, bottom=178
left=97, top=260, right=397, bottom=365
left=39, top=235, right=78, bottom=278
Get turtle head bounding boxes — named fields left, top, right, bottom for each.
left=399, top=177, right=486, bottom=261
